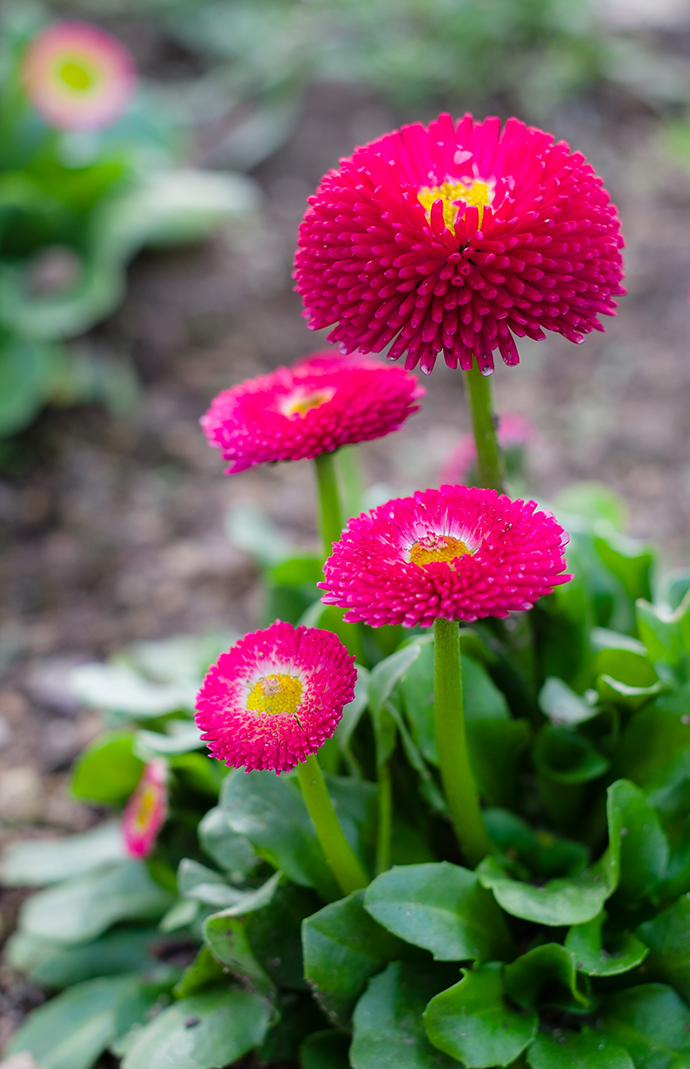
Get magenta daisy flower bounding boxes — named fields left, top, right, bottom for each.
left=22, top=21, right=135, bottom=131
left=441, top=413, right=535, bottom=484
left=294, top=113, right=625, bottom=375
left=195, top=621, right=356, bottom=774
left=320, top=485, right=570, bottom=628
left=200, top=349, right=424, bottom=474
left=122, top=759, right=168, bottom=860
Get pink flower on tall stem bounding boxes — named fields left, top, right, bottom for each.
left=201, top=349, right=424, bottom=474
left=22, top=21, right=135, bottom=131
left=320, top=485, right=570, bottom=629
left=294, top=113, right=625, bottom=375
left=195, top=621, right=356, bottom=774
left=441, top=413, right=535, bottom=484
left=122, top=759, right=168, bottom=859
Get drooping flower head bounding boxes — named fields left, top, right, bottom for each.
left=122, top=759, right=168, bottom=859
left=201, top=349, right=424, bottom=474
left=22, top=21, right=136, bottom=131
left=320, top=485, right=570, bottom=629
left=441, top=413, right=535, bottom=485
left=195, top=621, right=357, bottom=773
left=294, top=113, right=625, bottom=375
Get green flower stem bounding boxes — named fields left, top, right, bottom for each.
left=336, top=445, right=364, bottom=520
left=314, top=451, right=344, bottom=559
left=464, top=361, right=504, bottom=492
left=433, top=617, right=490, bottom=867
left=376, top=760, right=393, bottom=875
left=297, top=753, right=369, bottom=895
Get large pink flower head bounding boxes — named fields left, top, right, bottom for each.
left=320, top=485, right=571, bottom=628
left=195, top=621, right=357, bottom=774
left=201, top=349, right=424, bottom=474
left=294, top=113, right=625, bottom=375
left=441, top=413, right=535, bottom=485
left=22, top=21, right=136, bottom=131
left=122, top=759, right=168, bottom=860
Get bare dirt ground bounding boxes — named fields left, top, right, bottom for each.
left=2, top=72, right=690, bottom=1052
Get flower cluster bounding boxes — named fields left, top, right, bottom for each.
left=294, top=113, right=625, bottom=374
left=320, top=485, right=570, bottom=628
left=122, top=759, right=168, bottom=859
left=195, top=621, right=357, bottom=773
left=201, top=350, right=424, bottom=474
left=23, top=20, right=135, bottom=131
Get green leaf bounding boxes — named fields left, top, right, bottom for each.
left=468, top=717, right=532, bottom=809
left=173, top=945, right=226, bottom=999
left=259, top=992, right=325, bottom=1064
left=0, top=334, right=56, bottom=437
left=535, top=725, right=609, bottom=785
left=478, top=856, right=609, bottom=926
left=424, top=962, right=537, bottom=1068
left=6, top=926, right=162, bottom=988
left=121, top=986, right=271, bottom=1069
left=19, top=860, right=174, bottom=944
left=70, top=663, right=193, bottom=717
left=504, top=944, right=591, bottom=1013
left=636, top=597, right=690, bottom=670
left=594, top=530, right=654, bottom=604
left=350, top=961, right=457, bottom=1068
left=527, top=1029, right=634, bottom=1069
left=616, top=686, right=690, bottom=785
left=6, top=974, right=141, bottom=1069
left=303, top=889, right=409, bottom=1027
left=1, top=820, right=126, bottom=886
left=300, top=1028, right=351, bottom=1068
left=221, top=769, right=339, bottom=899
left=596, top=675, right=666, bottom=710
left=539, top=677, right=599, bottom=727
left=197, top=805, right=257, bottom=882
left=593, top=648, right=658, bottom=689
left=369, top=645, right=423, bottom=717
left=554, top=483, right=628, bottom=531
left=638, top=894, right=690, bottom=1002
left=483, top=810, right=588, bottom=879
left=177, top=859, right=247, bottom=909
left=70, top=732, right=144, bottom=805
left=332, top=666, right=370, bottom=778
left=364, top=862, right=512, bottom=962
left=597, top=984, right=690, bottom=1069
left=565, top=911, right=648, bottom=977
left=134, top=722, right=203, bottom=758
left=605, top=780, right=669, bottom=902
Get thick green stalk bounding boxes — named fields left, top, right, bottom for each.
left=376, top=761, right=393, bottom=875
left=433, top=617, right=490, bottom=867
left=464, top=361, right=504, bottom=492
left=297, top=753, right=369, bottom=895
left=336, top=446, right=364, bottom=520
left=314, top=451, right=344, bottom=558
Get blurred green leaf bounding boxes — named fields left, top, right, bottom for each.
left=197, top=805, right=257, bottom=882
left=527, top=1029, right=633, bottom=1069
left=70, top=733, right=144, bottom=805
left=565, top=911, right=648, bottom=977
left=6, top=926, right=162, bottom=988
left=597, top=984, right=690, bottom=1068
left=300, top=1028, right=351, bottom=1069
left=638, top=895, right=690, bottom=1002
left=1, top=820, right=126, bottom=886
left=504, top=944, right=591, bottom=1013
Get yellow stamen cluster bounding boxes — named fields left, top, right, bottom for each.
left=418, top=179, right=493, bottom=231
left=409, top=533, right=471, bottom=567
left=58, top=59, right=94, bottom=92
left=247, top=673, right=303, bottom=716
left=133, top=786, right=157, bottom=830
left=281, top=388, right=334, bottom=419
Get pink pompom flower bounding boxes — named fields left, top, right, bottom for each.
left=294, top=113, right=625, bottom=375
left=320, top=485, right=571, bottom=629
left=122, top=759, right=168, bottom=859
left=195, top=621, right=357, bottom=774
left=22, top=21, right=136, bottom=131
left=201, top=349, right=424, bottom=474
left=441, top=413, right=535, bottom=484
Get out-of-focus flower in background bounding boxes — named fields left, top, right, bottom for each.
left=441, top=412, right=535, bottom=486
left=122, top=758, right=168, bottom=859
left=22, top=20, right=135, bottom=131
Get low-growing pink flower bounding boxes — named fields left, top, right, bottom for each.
left=201, top=349, right=424, bottom=474
left=23, top=21, right=135, bottom=131
left=195, top=621, right=357, bottom=774
left=294, top=112, right=625, bottom=375
left=441, top=413, right=535, bottom=484
left=320, top=485, right=570, bottom=628
left=122, top=759, right=168, bottom=859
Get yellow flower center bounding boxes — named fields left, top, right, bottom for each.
left=133, top=786, right=157, bottom=831
left=418, top=179, right=493, bottom=231
left=409, top=533, right=471, bottom=567
left=58, top=59, right=94, bottom=92
left=246, top=673, right=303, bottom=716
left=280, top=388, right=335, bottom=419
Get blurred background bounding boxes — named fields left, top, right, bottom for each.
left=2, top=0, right=690, bottom=1008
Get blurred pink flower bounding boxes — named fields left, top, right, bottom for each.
left=441, top=413, right=535, bottom=484
left=122, top=759, right=168, bottom=859
left=23, top=21, right=135, bottom=131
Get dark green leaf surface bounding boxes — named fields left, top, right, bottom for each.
left=121, top=986, right=271, bottom=1069
left=597, top=984, right=690, bottom=1069
left=565, top=912, right=648, bottom=977
left=364, top=862, right=512, bottom=962
left=605, top=780, right=669, bottom=902
left=616, top=687, right=690, bottom=786
left=300, top=1028, right=351, bottom=1068
left=350, top=962, right=457, bottom=1068
left=478, top=856, right=609, bottom=925
left=527, top=1029, right=634, bottom=1068
left=302, top=889, right=408, bottom=1026
left=424, top=962, right=537, bottom=1067
left=638, top=894, right=690, bottom=1001
left=503, top=944, right=591, bottom=1012
left=174, top=945, right=227, bottom=999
